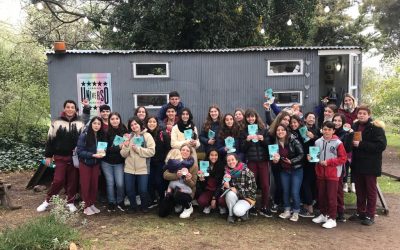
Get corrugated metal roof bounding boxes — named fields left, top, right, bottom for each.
left=46, top=46, right=361, bottom=55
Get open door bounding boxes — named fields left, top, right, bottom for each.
left=348, top=53, right=361, bottom=99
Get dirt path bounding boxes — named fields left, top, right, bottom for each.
left=1, top=147, right=400, bottom=249
left=382, top=146, right=400, bottom=179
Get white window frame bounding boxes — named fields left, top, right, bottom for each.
left=273, top=90, right=303, bottom=107
left=267, top=59, right=304, bottom=76
left=133, top=93, right=169, bottom=109
left=132, top=62, right=170, bottom=78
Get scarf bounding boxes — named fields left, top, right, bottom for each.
left=225, top=162, right=246, bottom=178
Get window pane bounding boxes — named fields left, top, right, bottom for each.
left=269, top=61, right=302, bottom=75
left=136, top=95, right=168, bottom=107
left=136, top=64, right=167, bottom=76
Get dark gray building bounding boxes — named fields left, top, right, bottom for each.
left=46, top=46, right=362, bottom=125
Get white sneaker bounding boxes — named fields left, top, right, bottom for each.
left=219, top=207, right=227, bottom=215
left=312, top=214, right=328, bottom=224
left=90, top=205, right=100, bottom=214
left=136, top=195, right=141, bottom=206
left=174, top=204, right=183, bottom=213
left=322, top=218, right=337, bottom=229
left=290, top=212, right=299, bottom=222
left=279, top=210, right=291, bottom=219
left=351, top=183, right=356, bottom=193
left=203, top=206, right=211, bottom=214
left=124, top=197, right=130, bottom=206
left=83, top=207, right=95, bottom=216
left=343, top=183, right=349, bottom=193
left=66, top=203, right=78, bottom=213
left=179, top=204, right=193, bottom=219
left=36, top=201, right=49, bottom=212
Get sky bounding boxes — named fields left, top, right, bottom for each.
left=0, top=0, right=383, bottom=68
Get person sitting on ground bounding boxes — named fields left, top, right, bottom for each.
left=164, top=156, right=195, bottom=196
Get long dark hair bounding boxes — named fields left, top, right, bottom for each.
left=134, top=106, right=149, bottom=120
left=206, top=148, right=225, bottom=178
left=127, top=116, right=143, bottom=133
left=86, top=116, right=104, bottom=147
left=219, top=113, right=240, bottom=139
left=177, top=108, right=197, bottom=139
left=145, top=115, right=160, bottom=137
left=269, top=111, right=291, bottom=136
left=275, top=124, right=290, bottom=145
left=289, top=115, right=303, bottom=131
left=107, top=112, right=128, bottom=139
left=202, top=105, right=222, bottom=132
left=333, top=113, right=346, bottom=130
left=244, top=108, right=266, bottom=130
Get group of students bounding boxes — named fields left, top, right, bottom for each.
left=36, top=91, right=386, bottom=229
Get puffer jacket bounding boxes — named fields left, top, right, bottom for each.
left=76, top=132, right=101, bottom=166
left=351, top=119, right=387, bottom=176
left=314, top=135, right=347, bottom=181
left=241, top=127, right=271, bottom=162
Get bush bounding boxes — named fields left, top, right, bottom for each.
left=25, top=124, right=48, bottom=147
left=0, top=215, right=79, bottom=250
left=0, top=137, right=44, bottom=172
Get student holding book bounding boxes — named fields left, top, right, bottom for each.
left=170, top=108, right=200, bottom=162
left=271, top=125, right=304, bottom=222
left=102, top=112, right=128, bottom=212
left=311, top=121, right=347, bottom=229
left=241, top=108, right=272, bottom=217
left=349, top=105, right=386, bottom=226
left=121, top=117, right=155, bottom=213
left=197, top=148, right=226, bottom=214
left=76, top=116, right=105, bottom=215
left=217, top=113, right=244, bottom=161
left=199, top=105, right=222, bottom=153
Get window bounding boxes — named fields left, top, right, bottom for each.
left=267, top=60, right=304, bottom=76
left=133, top=62, right=169, bottom=78
left=273, top=91, right=303, bottom=107
left=133, top=94, right=169, bottom=109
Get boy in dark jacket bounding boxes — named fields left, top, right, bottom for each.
left=349, top=105, right=387, bottom=226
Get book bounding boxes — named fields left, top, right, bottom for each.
left=113, top=135, right=127, bottom=146
left=225, top=136, right=236, bottom=153
left=264, top=88, right=273, bottom=99
left=199, top=161, right=210, bottom=177
left=248, top=124, right=258, bottom=142
left=184, top=129, right=193, bottom=140
left=97, top=141, right=108, bottom=156
left=132, top=136, right=144, bottom=146
left=309, top=146, right=320, bottom=163
left=208, top=129, right=216, bottom=139
left=268, top=144, right=279, bottom=160
left=299, top=126, right=310, bottom=142
left=353, top=131, right=362, bottom=142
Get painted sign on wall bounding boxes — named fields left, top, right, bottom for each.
left=77, top=73, right=112, bottom=117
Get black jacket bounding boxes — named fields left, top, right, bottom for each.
left=351, top=119, right=386, bottom=176
left=150, top=129, right=171, bottom=165
left=272, top=135, right=304, bottom=170
left=103, top=127, right=128, bottom=165
left=335, top=128, right=354, bottom=153
left=241, top=128, right=271, bottom=162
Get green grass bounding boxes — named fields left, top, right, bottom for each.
left=386, top=132, right=400, bottom=150
left=0, top=215, right=80, bottom=250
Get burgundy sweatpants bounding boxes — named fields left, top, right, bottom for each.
left=317, top=179, right=338, bottom=219
left=197, top=177, right=219, bottom=208
left=337, top=172, right=345, bottom=214
left=353, top=173, right=377, bottom=218
left=79, top=162, right=100, bottom=208
left=46, top=155, right=79, bottom=203
left=247, top=160, right=270, bottom=208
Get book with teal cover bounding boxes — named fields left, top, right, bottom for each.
left=199, top=161, right=210, bottom=177
left=268, top=144, right=279, bottom=160
left=184, top=129, right=193, bottom=140
left=309, top=146, right=320, bottom=162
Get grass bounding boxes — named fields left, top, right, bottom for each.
left=0, top=215, right=80, bottom=250
left=386, top=132, right=400, bottom=151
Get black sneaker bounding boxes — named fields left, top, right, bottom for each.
left=107, top=203, right=116, bottom=212
left=148, top=200, right=158, bottom=209
left=299, top=209, right=314, bottom=218
left=259, top=208, right=273, bottom=218
left=348, top=213, right=366, bottom=221
left=270, top=204, right=278, bottom=213
left=361, top=216, right=375, bottom=226
left=249, top=207, right=258, bottom=216
left=117, top=202, right=126, bottom=212
left=336, top=213, right=347, bottom=222
left=239, top=212, right=249, bottom=221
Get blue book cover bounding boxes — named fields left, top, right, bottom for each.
left=208, top=129, right=216, bottom=139
left=225, top=136, right=236, bottom=153
left=299, top=126, right=310, bottom=142
left=264, top=88, right=273, bottom=99
left=132, top=136, right=144, bottom=147
left=248, top=124, right=258, bottom=142
left=309, top=146, right=320, bottom=162
left=268, top=144, right=279, bottom=160
left=113, top=135, right=127, bottom=146
left=199, top=161, right=210, bottom=177
left=184, top=129, right=193, bottom=140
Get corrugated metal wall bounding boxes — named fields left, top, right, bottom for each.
left=47, top=50, right=321, bottom=126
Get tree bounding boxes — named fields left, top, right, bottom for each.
left=361, top=0, right=400, bottom=57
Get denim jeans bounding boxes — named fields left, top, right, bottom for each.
left=101, top=161, right=125, bottom=204
left=280, top=168, right=303, bottom=213
left=124, top=173, right=149, bottom=210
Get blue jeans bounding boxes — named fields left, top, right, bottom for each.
left=124, top=173, right=149, bottom=210
left=101, top=162, right=125, bottom=204
left=280, top=168, right=303, bottom=213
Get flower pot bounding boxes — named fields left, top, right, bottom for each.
left=54, top=41, right=66, bottom=53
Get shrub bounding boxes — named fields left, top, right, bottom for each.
left=0, top=137, right=44, bottom=172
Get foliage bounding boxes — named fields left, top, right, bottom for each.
left=361, top=0, right=400, bottom=57
left=0, top=137, right=44, bottom=172
left=0, top=214, right=79, bottom=250
left=0, top=24, right=50, bottom=142
left=49, top=195, right=86, bottom=226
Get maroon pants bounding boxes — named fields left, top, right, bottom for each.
left=247, top=160, right=270, bottom=208
left=197, top=177, right=219, bottom=208
left=317, top=179, right=338, bottom=219
left=46, top=155, right=79, bottom=203
left=337, top=172, right=345, bottom=214
left=79, top=162, right=100, bottom=208
left=353, top=173, right=377, bottom=218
